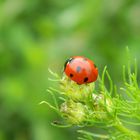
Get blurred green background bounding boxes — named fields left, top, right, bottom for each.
left=0, top=0, right=140, bottom=140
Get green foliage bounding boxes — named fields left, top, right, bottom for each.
left=42, top=58, right=140, bottom=139
left=0, top=0, right=140, bottom=140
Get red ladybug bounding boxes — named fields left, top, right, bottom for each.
left=64, top=56, right=98, bottom=85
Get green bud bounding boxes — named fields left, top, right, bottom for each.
left=60, top=100, right=88, bottom=124
left=60, top=75, right=95, bottom=102
left=92, top=94, right=113, bottom=119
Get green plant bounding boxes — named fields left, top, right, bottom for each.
left=40, top=53, right=140, bottom=140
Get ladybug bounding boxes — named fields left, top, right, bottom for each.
left=64, top=56, right=98, bottom=85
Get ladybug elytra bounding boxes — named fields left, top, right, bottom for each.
left=64, top=56, right=98, bottom=85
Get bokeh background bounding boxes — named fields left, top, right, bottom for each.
left=0, top=0, right=140, bottom=140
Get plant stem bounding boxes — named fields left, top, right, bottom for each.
left=115, top=119, right=140, bottom=140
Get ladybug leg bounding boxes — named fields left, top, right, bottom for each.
left=76, top=83, right=81, bottom=85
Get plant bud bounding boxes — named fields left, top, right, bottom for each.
left=60, top=100, right=88, bottom=124
left=92, top=94, right=113, bottom=119
left=60, top=75, right=95, bottom=102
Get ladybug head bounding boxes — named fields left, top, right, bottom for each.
left=64, top=57, right=74, bottom=71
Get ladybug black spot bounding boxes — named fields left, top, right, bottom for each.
left=84, top=77, right=88, bottom=82
left=76, top=66, right=81, bottom=73
left=70, top=73, right=73, bottom=77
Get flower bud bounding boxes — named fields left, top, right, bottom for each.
left=92, top=94, right=113, bottom=119
left=60, top=75, right=95, bottom=102
left=60, top=100, right=88, bottom=124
